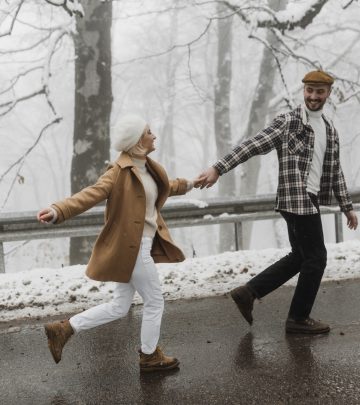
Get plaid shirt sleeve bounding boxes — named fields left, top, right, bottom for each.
left=332, top=136, right=353, bottom=212
left=213, top=115, right=286, bottom=175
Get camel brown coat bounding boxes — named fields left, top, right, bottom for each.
left=52, top=152, right=188, bottom=283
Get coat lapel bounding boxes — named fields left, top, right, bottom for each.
left=115, top=152, right=170, bottom=209
left=146, top=156, right=170, bottom=209
left=115, top=152, right=145, bottom=187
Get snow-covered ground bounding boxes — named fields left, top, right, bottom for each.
left=1, top=240, right=360, bottom=322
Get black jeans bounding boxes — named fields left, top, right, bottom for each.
left=247, top=194, right=327, bottom=320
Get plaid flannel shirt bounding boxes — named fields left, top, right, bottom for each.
left=214, top=105, right=353, bottom=215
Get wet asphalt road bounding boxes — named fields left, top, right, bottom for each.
left=1, top=279, right=360, bottom=405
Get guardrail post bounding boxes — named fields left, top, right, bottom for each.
left=234, top=222, right=243, bottom=251
left=334, top=212, right=343, bottom=243
left=0, top=242, right=5, bottom=273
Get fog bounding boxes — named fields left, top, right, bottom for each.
left=1, top=0, right=360, bottom=272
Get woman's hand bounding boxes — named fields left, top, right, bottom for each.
left=192, top=178, right=203, bottom=189
left=37, top=207, right=56, bottom=224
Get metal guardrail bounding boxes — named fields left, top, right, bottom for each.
left=1, top=189, right=360, bottom=273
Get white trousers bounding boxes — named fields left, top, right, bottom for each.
left=69, top=237, right=164, bottom=355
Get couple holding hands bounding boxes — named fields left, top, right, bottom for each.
left=38, top=70, right=357, bottom=373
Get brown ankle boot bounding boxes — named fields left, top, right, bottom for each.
left=44, top=319, right=74, bottom=364
left=230, top=285, right=255, bottom=325
left=285, top=317, right=330, bottom=334
left=139, top=346, right=179, bottom=372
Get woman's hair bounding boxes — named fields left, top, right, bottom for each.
left=127, top=132, right=148, bottom=157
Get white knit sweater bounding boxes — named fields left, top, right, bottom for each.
left=133, top=158, right=159, bottom=238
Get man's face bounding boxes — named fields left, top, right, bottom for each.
left=303, top=84, right=331, bottom=111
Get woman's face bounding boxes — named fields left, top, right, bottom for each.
left=140, top=125, right=156, bottom=154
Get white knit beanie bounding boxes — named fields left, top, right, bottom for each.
left=112, top=114, right=147, bottom=152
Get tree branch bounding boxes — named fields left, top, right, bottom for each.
left=0, top=66, right=43, bottom=96
left=0, top=117, right=62, bottom=209
left=113, top=10, right=239, bottom=67
left=44, top=0, right=84, bottom=18
left=113, top=18, right=214, bottom=66
left=0, top=0, right=25, bottom=37
left=248, top=33, right=295, bottom=110
left=222, top=0, right=328, bottom=31
left=0, top=88, right=46, bottom=117
left=342, top=0, right=357, bottom=9
left=42, top=29, right=71, bottom=115
left=0, top=31, right=52, bottom=54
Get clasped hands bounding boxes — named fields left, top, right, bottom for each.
left=193, top=167, right=220, bottom=189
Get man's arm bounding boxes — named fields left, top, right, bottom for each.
left=196, top=115, right=286, bottom=188
left=332, top=135, right=358, bottom=230
left=333, top=164, right=358, bottom=230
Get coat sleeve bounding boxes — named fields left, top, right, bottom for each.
left=332, top=135, right=353, bottom=212
left=213, top=115, right=286, bottom=175
left=168, top=178, right=188, bottom=196
left=51, top=166, right=117, bottom=223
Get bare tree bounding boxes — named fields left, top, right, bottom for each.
left=214, top=4, right=236, bottom=251
left=156, top=1, right=180, bottom=177
left=70, top=0, right=113, bottom=264
left=2, top=0, right=360, bottom=269
left=238, top=0, right=288, bottom=249
left=0, top=3, right=73, bottom=209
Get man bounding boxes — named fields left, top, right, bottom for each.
left=196, top=70, right=358, bottom=334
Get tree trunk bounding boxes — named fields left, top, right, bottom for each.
left=239, top=0, right=287, bottom=249
left=214, top=5, right=235, bottom=252
left=70, top=1, right=113, bottom=265
left=157, top=3, right=179, bottom=177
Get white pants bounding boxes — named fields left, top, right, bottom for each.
left=69, top=237, right=164, bottom=354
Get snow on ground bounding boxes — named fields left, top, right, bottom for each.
left=1, top=240, right=360, bottom=322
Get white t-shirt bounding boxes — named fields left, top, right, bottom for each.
left=305, top=106, right=327, bottom=195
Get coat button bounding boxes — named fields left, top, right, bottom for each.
left=158, top=225, right=163, bottom=230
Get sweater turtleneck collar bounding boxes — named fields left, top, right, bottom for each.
left=132, top=157, right=146, bottom=169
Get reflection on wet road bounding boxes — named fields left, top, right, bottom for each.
left=1, top=279, right=360, bottom=404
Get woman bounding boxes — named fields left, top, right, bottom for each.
left=37, top=114, right=196, bottom=372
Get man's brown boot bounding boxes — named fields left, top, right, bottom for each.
left=139, top=346, right=179, bottom=372
left=285, top=317, right=330, bottom=334
left=230, top=285, right=255, bottom=325
left=44, top=319, right=74, bottom=363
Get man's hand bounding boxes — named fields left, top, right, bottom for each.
left=194, top=167, right=220, bottom=189
left=345, top=210, right=358, bottom=230
left=37, top=208, right=55, bottom=224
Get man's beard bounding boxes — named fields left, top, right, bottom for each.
left=305, top=98, right=326, bottom=111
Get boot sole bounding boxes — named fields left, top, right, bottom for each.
left=286, top=327, right=330, bottom=335
left=140, top=360, right=180, bottom=373
left=44, top=325, right=61, bottom=364
left=230, top=290, right=253, bottom=325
